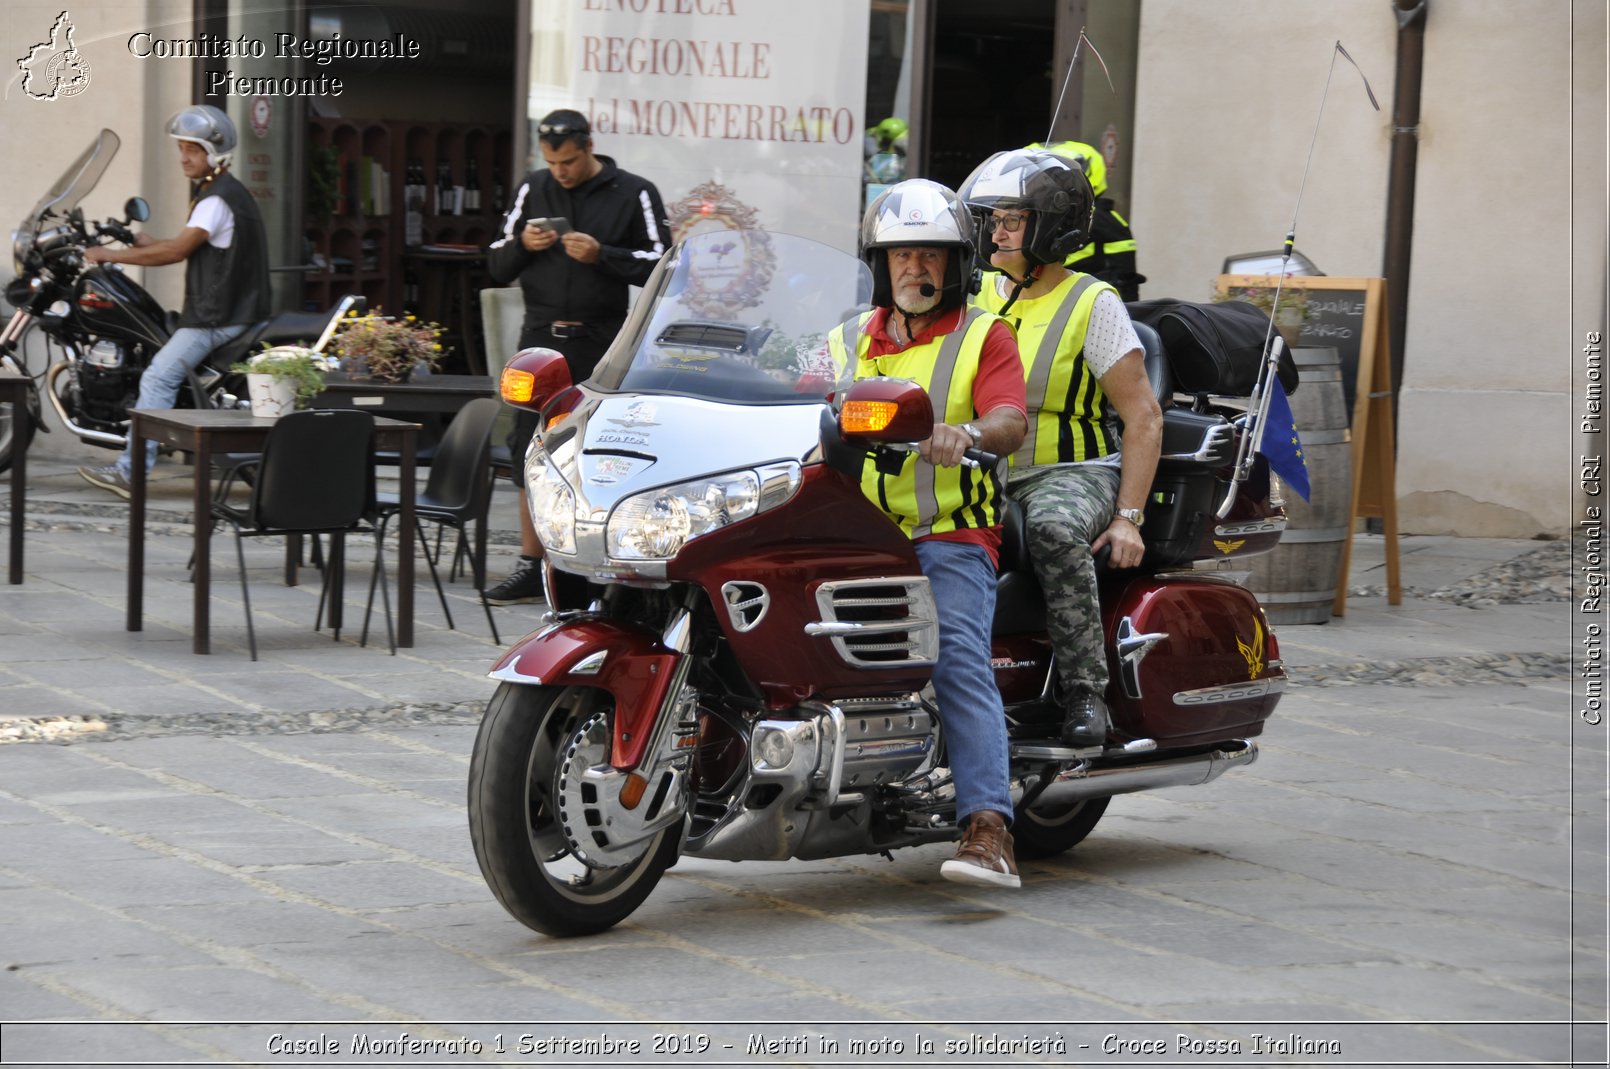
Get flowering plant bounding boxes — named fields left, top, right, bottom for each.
left=330, top=309, right=449, bottom=382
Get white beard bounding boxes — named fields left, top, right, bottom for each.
left=893, top=284, right=940, bottom=316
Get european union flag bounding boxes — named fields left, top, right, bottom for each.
left=1258, top=376, right=1310, bottom=502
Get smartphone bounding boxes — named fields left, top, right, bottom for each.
left=526, top=217, right=572, bottom=236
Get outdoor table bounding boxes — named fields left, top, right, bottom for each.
left=0, top=371, right=30, bottom=584
left=126, top=408, right=419, bottom=655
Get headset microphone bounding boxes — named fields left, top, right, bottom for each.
left=918, top=283, right=938, bottom=298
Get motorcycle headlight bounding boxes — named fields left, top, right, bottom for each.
left=606, top=463, right=800, bottom=561
left=527, top=448, right=577, bottom=554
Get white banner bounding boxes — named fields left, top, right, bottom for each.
left=528, top=0, right=870, bottom=253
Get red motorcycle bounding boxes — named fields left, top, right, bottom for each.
left=468, top=230, right=1286, bottom=936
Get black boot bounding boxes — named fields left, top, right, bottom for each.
left=1062, top=693, right=1110, bottom=747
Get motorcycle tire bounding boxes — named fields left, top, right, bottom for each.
left=1012, top=795, right=1111, bottom=859
left=468, top=682, right=679, bottom=937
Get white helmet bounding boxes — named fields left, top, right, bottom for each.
left=166, top=105, right=236, bottom=169
left=859, top=179, right=976, bottom=308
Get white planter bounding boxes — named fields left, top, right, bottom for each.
left=246, top=373, right=296, bottom=417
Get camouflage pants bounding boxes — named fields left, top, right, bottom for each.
left=1008, top=463, right=1122, bottom=700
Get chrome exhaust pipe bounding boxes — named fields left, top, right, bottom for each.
left=1027, top=740, right=1259, bottom=807
left=44, top=363, right=127, bottom=448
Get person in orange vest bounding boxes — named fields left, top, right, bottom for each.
left=1026, top=140, right=1146, bottom=301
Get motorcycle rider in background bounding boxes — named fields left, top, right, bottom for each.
left=961, top=149, right=1163, bottom=748
left=828, top=179, right=1029, bottom=889
left=1026, top=140, right=1146, bottom=302
left=79, top=105, right=269, bottom=498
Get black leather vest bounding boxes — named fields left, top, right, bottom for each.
left=180, top=171, right=270, bottom=328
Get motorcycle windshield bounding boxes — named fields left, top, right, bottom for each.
left=13, top=129, right=119, bottom=258
left=589, top=229, right=871, bottom=405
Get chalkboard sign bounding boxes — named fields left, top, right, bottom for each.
left=1215, top=274, right=1400, bottom=616
left=1217, top=275, right=1380, bottom=422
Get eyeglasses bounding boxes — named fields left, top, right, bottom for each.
left=538, top=122, right=588, bottom=137
left=990, top=213, right=1029, bottom=233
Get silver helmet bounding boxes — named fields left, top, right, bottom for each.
left=859, top=179, right=977, bottom=309
left=166, top=105, right=237, bottom=169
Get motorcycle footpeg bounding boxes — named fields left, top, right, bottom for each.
left=1010, top=740, right=1097, bottom=762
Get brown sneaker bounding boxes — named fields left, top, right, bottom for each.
left=940, top=810, right=1021, bottom=889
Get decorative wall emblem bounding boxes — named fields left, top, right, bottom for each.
left=666, top=180, right=775, bottom=319
left=17, top=11, right=91, bottom=101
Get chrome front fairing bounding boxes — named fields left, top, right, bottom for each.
left=532, top=391, right=828, bottom=582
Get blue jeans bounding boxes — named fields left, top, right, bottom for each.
left=914, top=538, right=1012, bottom=825
left=116, top=324, right=247, bottom=477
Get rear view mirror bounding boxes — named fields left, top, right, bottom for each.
left=124, top=197, right=150, bottom=223
left=500, top=347, right=572, bottom=412
left=837, top=377, right=934, bottom=444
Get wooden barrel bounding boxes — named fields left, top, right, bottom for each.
left=1244, top=346, right=1353, bottom=625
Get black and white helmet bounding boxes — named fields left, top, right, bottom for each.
left=959, top=149, right=1094, bottom=268
left=859, top=178, right=977, bottom=309
left=166, top=105, right=237, bottom=169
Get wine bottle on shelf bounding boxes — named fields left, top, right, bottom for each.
left=493, top=164, right=506, bottom=216
left=465, top=158, right=481, bottom=213
left=403, top=266, right=420, bottom=311
left=436, top=160, right=451, bottom=214
left=404, top=159, right=424, bottom=246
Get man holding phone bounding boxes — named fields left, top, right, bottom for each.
left=485, top=108, right=669, bottom=605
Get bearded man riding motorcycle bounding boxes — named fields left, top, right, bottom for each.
left=827, top=179, right=1029, bottom=888
left=959, top=149, right=1163, bottom=748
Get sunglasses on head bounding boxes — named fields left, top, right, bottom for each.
left=538, top=122, right=587, bottom=136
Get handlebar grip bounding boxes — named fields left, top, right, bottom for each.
left=962, top=448, right=1002, bottom=470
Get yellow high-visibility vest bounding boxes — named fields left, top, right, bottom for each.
left=828, top=308, right=1007, bottom=538
left=974, top=271, right=1116, bottom=466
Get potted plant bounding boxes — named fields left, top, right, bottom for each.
left=231, top=345, right=329, bottom=416
left=329, top=309, right=449, bottom=383
left=1214, top=280, right=1312, bottom=350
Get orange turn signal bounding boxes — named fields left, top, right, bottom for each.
left=840, top=399, right=899, bottom=434
left=501, top=367, right=536, bottom=404
left=619, top=772, right=647, bottom=810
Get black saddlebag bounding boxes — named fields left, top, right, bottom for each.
left=1126, top=298, right=1299, bottom=397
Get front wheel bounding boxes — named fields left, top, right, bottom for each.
left=468, top=682, right=679, bottom=937
left=1013, top=795, right=1110, bottom=859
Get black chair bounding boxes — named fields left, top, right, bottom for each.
left=363, top=397, right=501, bottom=644
left=211, top=409, right=393, bottom=660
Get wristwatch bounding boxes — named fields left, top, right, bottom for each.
left=960, top=423, right=983, bottom=448
left=1116, top=507, right=1145, bottom=528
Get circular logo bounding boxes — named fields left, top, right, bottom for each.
left=44, top=51, right=90, bottom=98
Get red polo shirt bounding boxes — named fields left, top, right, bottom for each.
left=859, top=305, right=1026, bottom=567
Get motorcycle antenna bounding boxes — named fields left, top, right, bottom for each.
left=1217, top=40, right=1379, bottom=519
left=1044, top=29, right=1114, bottom=145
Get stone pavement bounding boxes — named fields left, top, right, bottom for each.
left=0, top=446, right=1603, bottom=1068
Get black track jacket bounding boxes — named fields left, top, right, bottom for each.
left=486, top=155, right=668, bottom=331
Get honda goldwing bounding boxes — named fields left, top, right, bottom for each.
left=469, top=229, right=1286, bottom=936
